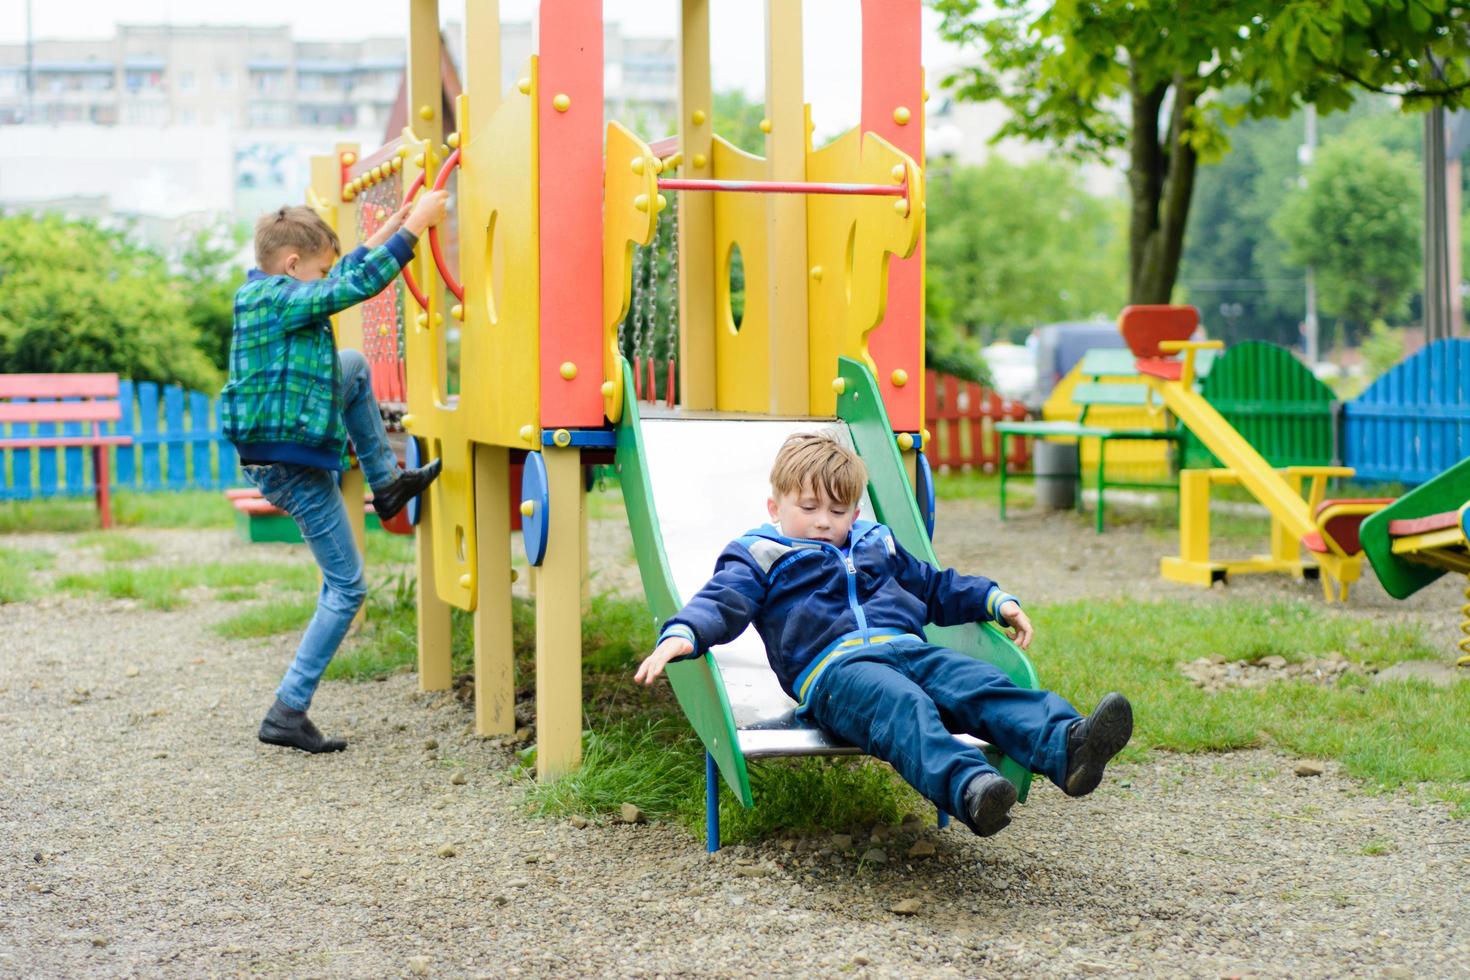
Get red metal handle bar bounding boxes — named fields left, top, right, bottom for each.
left=428, top=148, right=464, bottom=302
left=656, top=178, right=905, bottom=196
left=398, top=171, right=430, bottom=309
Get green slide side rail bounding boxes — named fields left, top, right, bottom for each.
left=836, top=356, right=1039, bottom=802
left=613, top=358, right=753, bottom=807
left=1361, top=455, right=1470, bottom=600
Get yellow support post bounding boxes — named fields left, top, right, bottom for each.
left=534, top=447, right=585, bottom=778
left=1161, top=469, right=1221, bottom=587
left=678, top=0, right=716, bottom=410
left=417, top=488, right=454, bottom=692
left=472, top=444, right=515, bottom=734
left=764, top=0, right=809, bottom=415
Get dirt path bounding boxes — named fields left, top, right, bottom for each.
left=2, top=510, right=1468, bottom=978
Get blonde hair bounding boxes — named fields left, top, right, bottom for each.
left=770, top=431, right=867, bottom=506
left=254, top=205, right=341, bottom=268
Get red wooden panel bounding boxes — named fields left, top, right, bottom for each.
left=0, top=402, right=122, bottom=424
left=537, top=0, right=605, bottom=427
left=0, top=373, right=120, bottom=399
left=1118, top=304, right=1198, bottom=358
left=860, top=0, right=923, bottom=432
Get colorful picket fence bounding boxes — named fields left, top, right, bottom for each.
left=1182, top=341, right=1337, bottom=470
left=1342, top=339, right=1470, bottom=485
left=0, top=380, right=241, bottom=500
left=924, top=370, right=1031, bottom=471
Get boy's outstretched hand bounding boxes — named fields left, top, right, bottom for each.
left=998, top=600, right=1034, bottom=650
left=403, top=189, right=450, bottom=236
left=634, top=635, right=694, bottom=686
left=363, top=199, right=415, bottom=249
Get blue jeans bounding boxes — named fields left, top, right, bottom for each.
left=802, top=640, right=1081, bottom=828
left=240, top=350, right=394, bottom=711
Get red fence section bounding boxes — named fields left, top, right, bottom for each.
left=924, top=370, right=1030, bottom=472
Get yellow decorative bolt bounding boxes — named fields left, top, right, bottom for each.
left=832, top=377, right=846, bottom=395
left=601, top=380, right=615, bottom=397
left=666, top=152, right=683, bottom=170
left=418, top=104, right=434, bottom=121
left=447, top=131, right=460, bottom=149
left=341, top=151, right=357, bottom=165
left=759, top=118, right=771, bottom=133
left=891, top=368, right=909, bottom=387
left=517, top=76, right=531, bottom=95
left=893, top=106, right=911, bottom=125
left=634, top=194, right=650, bottom=212
left=693, top=153, right=708, bottom=169
left=401, top=414, right=415, bottom=430
left=691, top=109, right=706, bottom=126
left=413, top=153, right=425, bottom=169
left=415, top=312, right=429, bottom=329
left=341, top=189, right=354, bottom=202
left=378, top=325, right=389, bottom=336
left=923, top=87, right=931, bottom=102
left=519, top=424, right=535, bottom=443
left=651, top=156, right=663, bottom=175
left=553, top=93, right=571, bottom=112
left=891, top=163, right=906, bottom=183
left=450, top=303, right=464, bottom=321
left=553, top=428, right=572, bottom=448
left=631, top=157, right=645, bottom=176
left=922, top=427, right=932, bottom=443
left=894, top=197, right=909, bottom=216
left=559, top=361, right=578, bottom=380
left=509, top=568, right=519, bottom=583
left=654, top=194, right=668, bottom=212
left=389, top=156, right=401, bottom=172
left=520, top=500, right=535, bottom=518
left=458, top=573, right=472, bottom=589
left=433, top=312, right=443, bottom=326
left=810, top=265, right=824, bottom=281
left=897, top=432, right=915, bottom=452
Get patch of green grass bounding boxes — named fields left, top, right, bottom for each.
left=216, top=587, right=258, bottom=602
left=76, top=532, right=157, bottom=563
left=0, top=544, right=52, bottom=603
left=0, top=491, right=235, bottom=534
left=933, top=470, right=1009, bottom=505
left=1033, top=598, right=1470, bottom=811
left=1359, top=837, right=1396, bottom=856
left=56, top=559, right=317, bottom=610
left=364, top=531, right=415, bottom=566
left=212, top=598, right=318, bottom=639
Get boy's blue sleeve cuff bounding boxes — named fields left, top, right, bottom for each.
left=384, top=229, right=418, bottom=266
left=658, top=624, right=698, bottom=652
left=983, top=585, right=1020, bottom=621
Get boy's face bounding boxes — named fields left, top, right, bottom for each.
left=270, top=247, right=336, bottom=282
left=767, top=483, right=859, bottom=545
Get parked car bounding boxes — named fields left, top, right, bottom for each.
left=1025, top=320, right=1127, bottom=412
left=979, top=342, right=1038, bottom=403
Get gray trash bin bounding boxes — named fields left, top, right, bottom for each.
left=1033, top=440, right=1079, bottom=510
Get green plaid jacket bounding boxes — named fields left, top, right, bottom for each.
left=220, top=231, right=416, bottom=470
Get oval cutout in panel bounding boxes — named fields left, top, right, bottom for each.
left=483, top=209, right=500, bottom=327
left=725, top=241, right=746, bottom=334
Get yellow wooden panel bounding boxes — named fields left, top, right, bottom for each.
left=404, top=62, right=541, bottom=611
left=602, top=122, right=659, bottom=423
left=535, top=447, right=585, bottom=778
left=764, top=0, right=808, bottom=415
left=1041, top=363, right=1171, bottom=481
left=805, top=127, right=922, bottom=416
left=712, top=136, right=771, bottom=413
left=678, top=0, right=716, bottom=410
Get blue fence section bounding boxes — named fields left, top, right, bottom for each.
left=1342, top=339, right=1470, bottom=485
left=1, top=381, right=242, bottom=501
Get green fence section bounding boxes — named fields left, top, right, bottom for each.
left=1182, top=341, right=1335, bottom=470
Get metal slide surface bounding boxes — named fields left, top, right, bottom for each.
left=1151, top=377, right=1316, bottom=540
left=636, top=409, right=872, bottom=740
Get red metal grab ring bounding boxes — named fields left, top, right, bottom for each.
left=398, top=171, right=430, bottom=310
left=428, top=148, right=464, bottom=302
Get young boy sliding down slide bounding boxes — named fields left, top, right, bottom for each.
left=635, top=431, right=1133, bottom=835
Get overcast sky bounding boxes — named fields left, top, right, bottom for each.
left=0, top=1, right=966, bottom=137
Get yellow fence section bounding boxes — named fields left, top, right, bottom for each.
left=1040, top=363, right=1172, bottom=482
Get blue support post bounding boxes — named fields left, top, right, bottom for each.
left=705, top=752, right=720, bottom=853
left=937, top=808, right=950, bottom=829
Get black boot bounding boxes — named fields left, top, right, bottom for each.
left=258, top=698, right=346, bottom=754
left=372, top=459, right=442, bottom=522
left=1063, top=692, right=1133, bottom=797
left=962, top=772, right=1018, bottom=837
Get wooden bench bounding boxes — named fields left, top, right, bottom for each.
left=996, top=349, right=1203, bottom=532
left=0, top=374, right=132, bottom=528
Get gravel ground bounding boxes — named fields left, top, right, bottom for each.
left=3, top=503, right=1469, bottom=978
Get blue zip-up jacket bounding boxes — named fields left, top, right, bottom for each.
left=658, top=520, right=1019, bottom=702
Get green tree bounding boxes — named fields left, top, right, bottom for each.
left=933, top=0, right=1470, bottom=306
left=926, top=157, right=1127, bottom=340
left=0, top=213, right=222, bottom=392
left=176, top=222, right=247, bottom=373
left=712, top=88, right=767, bottom=156
left=1273, top=137, right=1421, bottom=339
